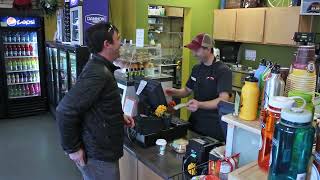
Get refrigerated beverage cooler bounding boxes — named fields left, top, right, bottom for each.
left=0, top=15, right=47, bottom=118
left=45, top=42, right=89, bottom=115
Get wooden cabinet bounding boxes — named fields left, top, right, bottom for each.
left=119, top=150, right=138, bottom=180
left=138, top=161, right=163, bottom=180
left=213, top=9, right=237, bottom=41
left=235, top=8, right=266, bottom=43
left=213, top=7, right=313, bottom=46
left=264, top=7, right=312, bottom=45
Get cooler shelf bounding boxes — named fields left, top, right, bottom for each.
left=7, top=69, right=39, bottom=73
left=5, top=56, right=38, bottom=59
left=4, top=42, right=37, bottom=45
left=9, top=94, right=40, bottom=99
left=8, top=81, right=40, bottom=85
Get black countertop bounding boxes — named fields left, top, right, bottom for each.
left=123, top=131, right=201, bottom=179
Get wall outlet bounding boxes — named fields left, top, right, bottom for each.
left=245, top=49, right=256, bottom=61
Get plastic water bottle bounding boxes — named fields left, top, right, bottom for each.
left=7, top=32, right=11, bottom=42
left=268, top=108, right=315, bottom=180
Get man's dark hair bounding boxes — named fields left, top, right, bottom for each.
left=85, top=22, right=119, bottom=53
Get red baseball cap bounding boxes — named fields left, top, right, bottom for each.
left=184, top=33, right=215, bottom=51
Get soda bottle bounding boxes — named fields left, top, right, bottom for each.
left=8, top=45, right=12, bottom=56
left=32, top=32, right=37, bottom=42
left=18, top=85, right=22, bottom=96
left=7, top=32, right=11, bottom=42
left=16, top=32, right=20, bottom=42
left=19, top=73, right=23, bottom=83
left=7, top=74, right=11, bottom=84
left=29, top=44, right=33, bottom=56
left=21, top=45, right=25, bottom=56
left=10, top=74, right=15, bottom=84
left=16, top=59, right=21, bottom=70
left=28, top=58, right=33, bottom=70
left=10, top=86, right=14, bottom=97
left=17, top=45, right=21, bottom=56
left=33, top=84, right=38, bottom=94
left=21, top=84, right=25, bottom=96
left=33, top=72, right=37, bottom=82
left=25, top=32, right=29, bottom=42
left=22, top=59, right=27, bottom=70
left=3, top=32, right=7, bottom=42
left=31, top=58, right=36, bottom=69
left=24, top=84, right=29, bottom=96
left=15, top=73, right=20, bottom=83
left=37, top=83, right=41, bottom=95
left=36, top=73, right=39, bottom=82
left=12, top=59, right=16, bottom=71
left=25, top=44, right=30, bottom=56
left=21, top=32, right=25, bottom=42
left=28, top=72, right=32, bottom=82
left=29, top=84, right=35, bottom=95
left=5, top=45, right=9, bottom=57
left=12, top=32, right=16, bottom=42
left=12, top=45, right=17, bottom=56
left=8, top=86, right=12, bottom=97
left=8, top=60, right=13, bottom=71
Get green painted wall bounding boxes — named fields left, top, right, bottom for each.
left=110, top=0, right=218, bottom=120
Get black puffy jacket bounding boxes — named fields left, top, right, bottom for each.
left=56, top=54, right=124, bottom=162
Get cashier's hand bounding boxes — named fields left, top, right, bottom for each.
left=124, top=115, right=135, bottom=128
left=187, top=99, right=200, bottom=112
left=165, top=88, right=176, bottom=96
left=69, top=148, right=86, bottom=167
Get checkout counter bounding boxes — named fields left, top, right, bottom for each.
left=115, top=73, right=225, bottom=180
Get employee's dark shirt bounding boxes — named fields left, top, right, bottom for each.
left=186, top=60, right=232, bottom=141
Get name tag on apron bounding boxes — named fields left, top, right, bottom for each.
left=191, top=76, right=196, bottom=81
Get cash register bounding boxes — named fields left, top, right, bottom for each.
left=126, top=78, right=190, bottom=147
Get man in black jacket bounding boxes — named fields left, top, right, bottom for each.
left=56, top=23, right=134, bottom=180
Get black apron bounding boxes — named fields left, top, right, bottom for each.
left=189, top=63, right=225, bottom=141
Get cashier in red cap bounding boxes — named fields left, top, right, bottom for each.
left=166, top=33, right=232, bottom=141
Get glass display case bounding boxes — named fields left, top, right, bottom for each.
left=69, top=52, right=77, bottom=87
left=59, top=51, right=68, bottom=100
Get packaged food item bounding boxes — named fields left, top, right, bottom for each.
left=208, top=146, right=240, bottom=180
left=191, top=175, right=220, bottom=180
